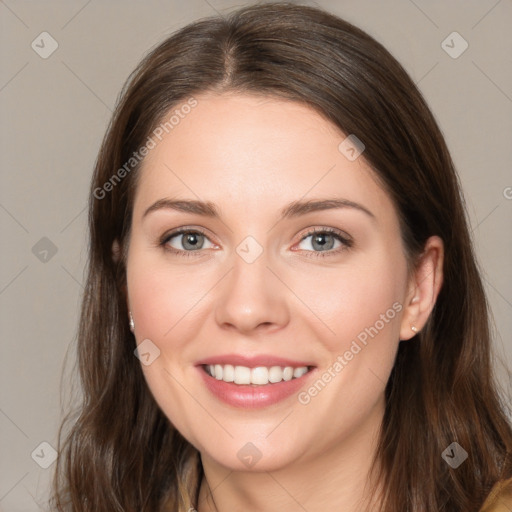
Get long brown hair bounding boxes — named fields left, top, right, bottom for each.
left=50, top=3, right=512, bottom=510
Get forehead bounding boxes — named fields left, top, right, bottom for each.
left=133, top=92, right=395, bottom=224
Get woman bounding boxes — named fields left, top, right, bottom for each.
left=50, top=2, right=512, bottom=511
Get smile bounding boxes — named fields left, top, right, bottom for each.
left=196, top=356, right=316, bottom=408
left=203, top=364, right=312, bottom=385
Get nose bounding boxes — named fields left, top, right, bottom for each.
left=214, top=250, right=290, bottom=335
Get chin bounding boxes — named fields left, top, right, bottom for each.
left=200, top=440, right=301, bottom=473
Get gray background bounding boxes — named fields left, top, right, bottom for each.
left=0, top=0, right=511, bottom=510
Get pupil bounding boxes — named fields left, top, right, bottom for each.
left=183, top=232, right=203, bottom=250
left=313, top=233, right=334, bottom=251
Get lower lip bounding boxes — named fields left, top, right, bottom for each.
left=197, top=366, right=315, bottom=409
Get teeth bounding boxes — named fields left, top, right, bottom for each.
left=293, top=367, right=308, bottom=378
left=222, top=364, right=234, bottom=382
left=251, top=366, right=269, bottom=385
left=234, top=365, right=251, bottom=384
left=283, top=367, right=294, bottom=381
left=205, top=364, right=310, bottom=385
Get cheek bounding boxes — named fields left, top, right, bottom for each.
left=127, top=250, right=208, bottom=333
left=292, top=254, right=406, bottom=433
left=126, top=253, right=200, bottom=372
left=293, top=250, right=406, bottom=355
left=126, top=250, right=209, bottom=438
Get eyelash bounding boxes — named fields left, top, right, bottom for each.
left=159, top=226, right=353, bottom=259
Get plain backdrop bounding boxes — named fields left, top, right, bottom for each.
left=0, top=0, right=511, bottom=510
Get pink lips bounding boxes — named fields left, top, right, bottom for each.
left=196, top=353, right=314, bottom=368
left=195, top=354, right=316, bottom=409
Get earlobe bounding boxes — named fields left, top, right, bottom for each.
left=399, top=236, right=444, bottom=341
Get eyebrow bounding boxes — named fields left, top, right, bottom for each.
left=142, top=197, right=376, bottom=222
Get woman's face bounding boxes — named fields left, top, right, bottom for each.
left=125, top=92, right=414, bottom=471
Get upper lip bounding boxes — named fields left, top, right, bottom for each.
left=196, top=354, right=315, bottom=368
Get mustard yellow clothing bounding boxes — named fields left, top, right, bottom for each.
left=479, top=476, right=512, bottom=511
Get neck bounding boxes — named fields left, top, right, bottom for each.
left=196, top=396, right=385, bottom=512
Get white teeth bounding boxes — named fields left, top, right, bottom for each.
left=293, top=367, right=308, bottom=378
left=234, top=366, right=251, bottom=384
left=268, top=366, right=283, bottom=383
left=205, top=364, right=310, bottom=385
left=223, top=364, right=234, bottom=382
left=251, top=367, right=269, bottom=385
left=283, top=367, right=294, bottom=381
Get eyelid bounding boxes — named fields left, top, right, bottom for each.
left=159, top=225, right=353, bottom=257
left=159, top=226, right=217, bottom=256
left=296, top=225, right=352, bottom=242
left=292, top=226, right=353, bottom=258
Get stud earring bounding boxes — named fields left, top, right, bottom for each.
left=129, top=312, right=135, bottom=333
left=411, top=325, right=418, bottom=333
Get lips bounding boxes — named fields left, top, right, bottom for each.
left=196, top=354, right=315, bottom=368
left=195, top=354, right=316, bottom=408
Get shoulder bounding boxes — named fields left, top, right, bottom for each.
left=479, top=476, right=512, bottom=512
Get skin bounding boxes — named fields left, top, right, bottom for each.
left=121, top=92, right=444, bottom=512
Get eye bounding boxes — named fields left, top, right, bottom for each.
left=160, top=228, right=215, bottom=255
left=295, top=227, right=353, bottom=257
left=159, top=226, right=352, bottom=258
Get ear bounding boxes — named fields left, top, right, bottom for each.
left=399, top=235, right=444, bottom=341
